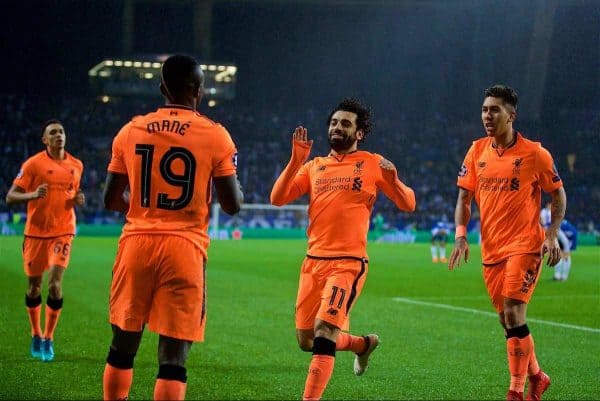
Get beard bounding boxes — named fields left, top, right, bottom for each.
left=328, top=132, right=356, bottom=152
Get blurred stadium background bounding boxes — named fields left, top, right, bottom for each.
left=0, top=0, right=599, bottom=400
left=1, top=0, right=599, bottom=240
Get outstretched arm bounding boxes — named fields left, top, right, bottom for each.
left=270, top=126, right=312, bottom=206
left=541, top=187, right=567, bottom=266
left=448, top=187, right=473, bottom=270
left=378, top=158, right=416, bottom=212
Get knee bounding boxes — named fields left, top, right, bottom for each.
left=298, top=338, right=313, bottom=352
left=27, top=282, right=42, bottom=298
left=48, top=280, right=62, bottom=299
left=503, top=308, right=526, bottom=328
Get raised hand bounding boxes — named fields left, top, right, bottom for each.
left=291, top=126, right=313, bottom=163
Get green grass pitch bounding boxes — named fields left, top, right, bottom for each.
left=0, top=236, right=598, bottom=400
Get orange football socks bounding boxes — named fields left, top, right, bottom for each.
left=335, top=332, right=366, bottom=354
left=103, top=364, right=133, bottom=401
left=507, top=335, right=533, bottom=393
left=528, top=340, right=540, bottom=376
left=303, top=355, right=335, bottom=400
left=27, top=305, right=42, bottom=337
left=43, top=304, right=62, bottom=340
left=154, top=379, right=187, bottom=400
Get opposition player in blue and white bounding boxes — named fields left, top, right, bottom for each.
left=554, top=220, right=577, bottom=281
left=430, top=220, right=450, bottom=263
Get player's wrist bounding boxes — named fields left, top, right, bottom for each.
left=455, top=224, right=467, bottom=240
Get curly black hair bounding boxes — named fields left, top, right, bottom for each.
left=484, top=84, right=518, bottom=110
left=326, top=98, right=372, bottom=143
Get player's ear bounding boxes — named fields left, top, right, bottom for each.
left=356, top=130, right=364, bottom=141
left=41, top=131, right=48, bottom=146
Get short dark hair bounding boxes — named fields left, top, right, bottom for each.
left=41, top=119, right=63, bottom=136
left=161, top=54, right=204, bottom=97
left=327, top=98, right=372, bottom=143
left=484, top=84, right=518, bottom=110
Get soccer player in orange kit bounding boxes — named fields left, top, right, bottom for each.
left=6, top=119, right=85, bottom=362
left=448, top=85, right=566, bottom=401
left=271, top=98, right=416, bottom=400
left=102, top=55, right=243, bottom=401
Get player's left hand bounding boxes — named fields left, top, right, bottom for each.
left=74, top=190, right=85, bottom=206
left=541, top=233, right=561, bottom=266
left=448, top=237, right=469, bottom=270
left=379, top=158, right=398, bottom=181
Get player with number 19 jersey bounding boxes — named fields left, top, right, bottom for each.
left=107, top=105, right=237, bottom=260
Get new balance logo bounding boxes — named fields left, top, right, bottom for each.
left=520, top=269, right=537, bottom=293
left=510, top=178, right=520, bottom=191
left=352, top=177, right=362, bottom=191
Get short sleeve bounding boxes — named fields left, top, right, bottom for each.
left=212, top=125, right=238, bottom=177
left=536, top=145, right=563, bottom=193
left=456, top=144, right=477, bottom=191
left=13, top=159, right=35, bottom=190
left=107, top=124, right=129, bottom=174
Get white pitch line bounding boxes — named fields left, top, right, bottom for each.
left=412, top=295, right=599, bottom=301
left=393, top=297, right=600, bottom=334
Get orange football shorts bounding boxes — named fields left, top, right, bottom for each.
left=483, top=253, right=543, bottom=313
left=22, top=235, right=74, bottom=276
left=109, top=234, right=207, bottom=342
left=295, top=256, right=368, bottom=331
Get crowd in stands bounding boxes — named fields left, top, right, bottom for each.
left=1, top=94, right=598, bottom=233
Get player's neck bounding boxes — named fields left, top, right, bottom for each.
left=329, top=145, right=358, bottom=156
left=165, top=98, right=196, bottom=110
left=492, top=129, right=515, bottom=149
left=46, top=147, right=65, bottom=160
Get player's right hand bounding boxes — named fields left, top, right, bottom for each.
left=291, top=126, right=312, bottom=163
left=34, top=183, right=48, bottom=199
left=448, top=237, right=469, bottom=270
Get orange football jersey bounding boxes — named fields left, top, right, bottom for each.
left=107, top=106, right=237, bottom=259
left=457, top=132, right=563, bottom=264
left=291, top=151, right=414, bottom=258
left=13, top=151, right=83, bottom=237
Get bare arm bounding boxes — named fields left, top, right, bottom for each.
left=541, top=187, right=567, bottom=266
left=214, top=175, right=244, bottom=215
left=270, top=126, right=312, bottom=206
left=103, top=172, right=130, bottom=213
left=448, top=187, right=474, bottom=270
left=6, top=183, right=47, bottom=205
